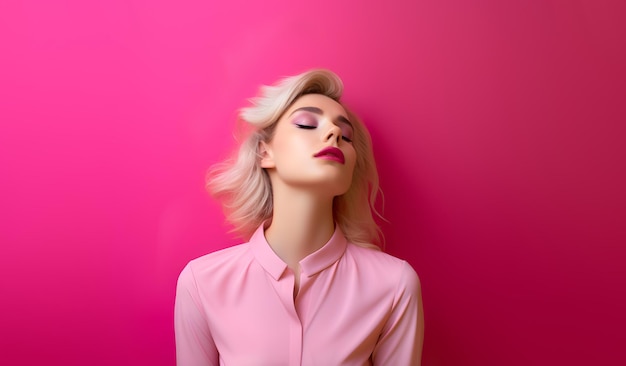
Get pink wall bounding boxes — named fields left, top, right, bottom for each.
left=1, top=1, right=624, bottom=365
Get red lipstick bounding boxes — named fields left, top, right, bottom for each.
left=314, top=147, right=345, bottom=164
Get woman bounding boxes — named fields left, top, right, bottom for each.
left=175, top=69, right=424, bottom=365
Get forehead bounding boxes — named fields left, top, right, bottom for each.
left=286, top=93, right=347, bottom=117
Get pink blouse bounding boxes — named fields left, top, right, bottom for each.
left=175, top=225, right=423, bottom=365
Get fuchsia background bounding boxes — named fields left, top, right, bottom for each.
left=1, top=1, right=625, bottom=365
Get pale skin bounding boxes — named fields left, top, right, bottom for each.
left=260, top=93, right=357, bottom=297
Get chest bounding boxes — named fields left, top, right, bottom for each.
left=202, top=267, right=392, bottom=365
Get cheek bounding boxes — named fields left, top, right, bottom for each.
left=346, top=149, right=358, bottom=172
left=272, top=137, right=308, bottom=164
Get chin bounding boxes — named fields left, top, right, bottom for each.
left=324, top=181, right=353, bottom=197
left=293, top=179, right=352, bottom=197
left=281, top=172, right=353, bottom=194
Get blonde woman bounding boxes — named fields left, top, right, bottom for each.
left=175, top=69, right=424, bottom=365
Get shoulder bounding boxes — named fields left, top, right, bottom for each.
left=177, top=243, right=252, bottom=287
left=345, top=244, right=421, bottom=296
left=345, top=243, right=414, bottom=275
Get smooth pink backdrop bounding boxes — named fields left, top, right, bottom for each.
left=1, top=1, right=624, bottom=365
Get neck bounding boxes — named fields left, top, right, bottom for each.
left=264, top=186, right=335, bottom=270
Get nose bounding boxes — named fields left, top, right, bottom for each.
left=323, top=124, right=342, bottom=144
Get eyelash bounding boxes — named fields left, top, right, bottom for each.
left=295, top=124, right=353, bottom=143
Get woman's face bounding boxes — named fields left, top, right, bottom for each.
left=260, top=93, right=357, bottom=197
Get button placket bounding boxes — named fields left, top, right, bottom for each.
left=270, top=268, right=303, bottom=365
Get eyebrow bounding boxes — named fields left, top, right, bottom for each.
left=290, top=106, right=353, bottom=127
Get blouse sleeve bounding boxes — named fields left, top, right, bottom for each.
left=372, top=261, right=424, bottom=365
left=174, top=263, right=219, bottom=366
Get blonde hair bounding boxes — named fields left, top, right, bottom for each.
left=207, top=69, right=383, bottom=249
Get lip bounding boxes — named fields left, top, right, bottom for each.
left=314, top=146, right=345, bottom=164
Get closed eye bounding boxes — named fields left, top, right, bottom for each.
left=295, top=124, right=316, bottom=130
left=342, top=136, right=352, bottom=143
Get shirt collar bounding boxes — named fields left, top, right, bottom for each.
left=249, top=223, right=348, bottom=281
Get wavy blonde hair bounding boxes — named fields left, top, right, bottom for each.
left=207, top=69, right=383, bottom=249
